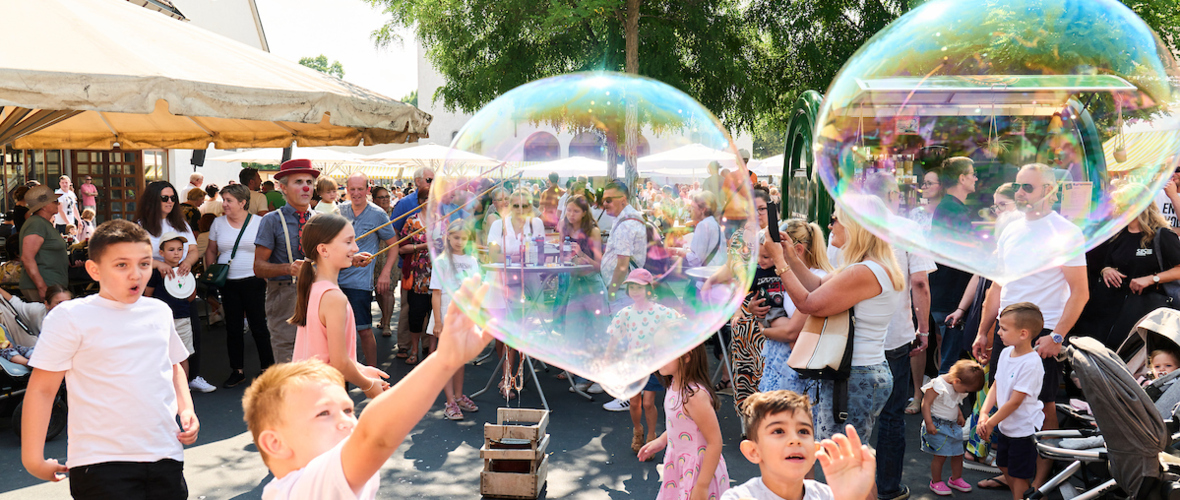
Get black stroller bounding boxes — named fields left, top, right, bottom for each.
left=0, top=295, right=66, bottom=440
left=1030, top=335, right=1180, bottom=500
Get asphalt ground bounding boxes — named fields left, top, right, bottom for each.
left=0, top=299, right=1016, bottom=500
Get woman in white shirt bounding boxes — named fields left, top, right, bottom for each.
left=764, top=204, right=904, bottom=441
left=134, top=181, right=198, bottom=278
left=484, top=188, right=544, bottom=399
left=204, top=184, right=273, bottom=388
left=671, top=191, right=726, bottom=268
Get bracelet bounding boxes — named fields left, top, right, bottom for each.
left=955, top=307, right=966, bottom=313
left=917, top=332, right=929, bottom=337
left=365, top=379, right=377, bottom=392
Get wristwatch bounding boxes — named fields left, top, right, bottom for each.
left=1154, top=274, right=1161, bottom=284
left=1050, top=333, right=1064, bottom=344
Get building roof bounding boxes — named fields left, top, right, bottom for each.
left=126, top=0, right=185, bottom=20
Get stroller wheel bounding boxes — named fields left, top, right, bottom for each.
left=11, top=395, right=68, bottom=441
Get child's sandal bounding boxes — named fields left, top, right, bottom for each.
left=631, top=429, right=645, bottom=454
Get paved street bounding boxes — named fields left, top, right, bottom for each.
left=0, top=300, right=1013, bottom=499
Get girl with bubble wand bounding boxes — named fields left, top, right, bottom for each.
left=289, top=213, right=390, bottom=399
left=637, top=343, right=730, bottom=500
left=428, top=219, right=481, bottom=420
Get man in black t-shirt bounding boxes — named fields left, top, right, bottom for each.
left=930, top=157, right=978, bottom=374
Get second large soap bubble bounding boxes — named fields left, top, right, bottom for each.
left=815, top=0, right=1180, bottom=284
left=423, top=72, right=757, bottom=399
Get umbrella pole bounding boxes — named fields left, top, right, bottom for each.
left=358, top=170, right=522, bottom=242
left=356, top=162, right=511, bottom=240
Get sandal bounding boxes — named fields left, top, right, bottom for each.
left=977, top=477, right=1008, bottom=490
left=396, top=351, right=410, bottom=359
left=631, top=429, right=645, bottom=454
left=405, top=355, right=418, bottom=365
left=713, top=379, right=734, bottom=395
left=457, top=395, right=479, bottom=412
left=905, top=399, right=921, bottom=414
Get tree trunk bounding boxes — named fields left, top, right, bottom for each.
left=622, top=0, right=641, bottom=189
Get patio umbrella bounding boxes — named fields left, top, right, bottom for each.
left=211, top=147, right=365, bottom=165
left=751, top=154, right=784, bottom=176
left=516, top=156, right=611, bottom=178
left=364, top=144, right=495, bottom=165
left=0, top=0, right=431, bottom=150
left=636, top=143, right=741, bottom=175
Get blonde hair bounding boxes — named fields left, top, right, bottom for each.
left=1134, top=201, right=1169, bottom=248
left=834, top=207, right=904, bottom=291
left=242, top=360, right=344, bottom=466
left=783, top=219, right=834, bottom=273
left=315, top=176, right=338, bottom=195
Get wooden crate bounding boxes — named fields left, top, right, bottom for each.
left=480, top=455, right=549, bottom=499
left=480, top=408, right=550, bottom=500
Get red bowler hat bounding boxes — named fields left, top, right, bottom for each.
left=273, top=159, right=321, bottom=181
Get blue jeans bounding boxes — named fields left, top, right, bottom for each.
left=876, top=344, right=912, bottom=497
left=811, top=362, right=892, bottom=441
left=933, top=311, right=962, bottom=375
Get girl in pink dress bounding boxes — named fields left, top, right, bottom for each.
left=639, top=344, right=729, bottom=500
left=290, top=213, right=389, bottom=399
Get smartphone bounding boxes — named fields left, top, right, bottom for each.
left=767, top=203, right=782, bottom=243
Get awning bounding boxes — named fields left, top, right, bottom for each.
left=636, top=143, right=741, bottom=174
left=0, top=0, right=431, bottom=150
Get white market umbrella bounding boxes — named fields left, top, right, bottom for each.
left=517, top=156, right=611, bottom=178
left=211, top=147, right=364, bottom=165
left=751, top=154, right=784, bottom=176
left=364, top=144, right=495, bottom=164
left=0, top=0, right=431, bottom=150
left=637, top=143, right=741, bottom=175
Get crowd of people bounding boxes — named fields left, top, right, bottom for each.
left=10, top=153, right=1180, bottom=500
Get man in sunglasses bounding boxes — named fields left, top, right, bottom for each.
left=972, top=163, right=1088, bottom=488
left=388, top=167, right=434, bottom=359
left=601, top=181, right=647, bottom=314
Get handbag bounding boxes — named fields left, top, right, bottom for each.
left=1153, top=229, right=1180, bottom=303
left=198, top=214, right=251, bottom=288
left=788, top=307, right=856, bottom=423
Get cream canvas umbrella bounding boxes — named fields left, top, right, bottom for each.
left=517, top=156, right=611, bottom=178
left=0, top=0, right=431, bottom=150
left=364, top=144, right=496, bottom=166
left=637, top=143, right=742, bottom=176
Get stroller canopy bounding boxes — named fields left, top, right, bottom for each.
left=1068, top=337, right=1168, bottom=498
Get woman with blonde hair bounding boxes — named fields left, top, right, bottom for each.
left=759, top=219, right=834, bottom=394
left=1101, top=197, right=1180, bottom=349
left=485, top=188, right=544, bottom=398
left=763, top=203, right=904, bottom=440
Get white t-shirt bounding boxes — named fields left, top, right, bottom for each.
left=28, top=295, right=188, bottom=468
left=315, top=200, right=339, bottom=215
left=1157, top=191, right=1179, bottom=229
left=997, top=212, right=1086, bottom=330
left=53, top=190, right=78, bottom=226
left=178, top=184, right=198, bottom=205
left=148, top=218, right=197, bottom=263
left=885, top=242, right=936, bottom=351
left=201, top=199, right=224, bottom=217
left=426, top=254, right=479, bottom=334
left=487, top=217, right=545, bottom=258
left=721, top=477, right=834, bottom=500
left=922, top=376, right=967, bottom=421
left=262, top=437, right=379, bottom=500
left=995, top=346, right=1046, bottom=437
left=250, top=191, right=270, bottom=215
left=209, top=215, right=263, bottom=280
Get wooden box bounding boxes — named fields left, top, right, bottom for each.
left=480, top=408, right=550, bottom=499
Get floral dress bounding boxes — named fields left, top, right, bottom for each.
left=400, top=212, right=431, bottom=294
left=657, top=383, right=729, bottom=500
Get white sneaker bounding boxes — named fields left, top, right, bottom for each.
left=189, top=376, right=216, bottom=393
left=603, top=398, right=630, bottom=412
left=587, top=383, right=604, bottom=394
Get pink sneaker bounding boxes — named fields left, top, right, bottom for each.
left=948, top=478, right=972, bottom=493
left=930, top=481, right=952, bottom=496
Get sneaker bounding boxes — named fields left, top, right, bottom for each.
left=929, top=481, right=952, bottom=496
left=222, top=371, right=247, bottom=388
left=603, top=398, right=630, bottom=412
left=457, top=395, right=479, bottom=412
left=443, top=402, right=463, bottom=420
left=879, top=485, right=910, bottom=500
left=587, top=383, right=605, bottom=394
left=947, top=478, right=972, bottom=493
left=189, top=376, right=216, bottom=393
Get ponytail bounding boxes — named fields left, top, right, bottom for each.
left=288, top=260, right=318, bottom=326
left=783, top=218, right=834, bottom=273
left=807, top=223, right=834, bottom=273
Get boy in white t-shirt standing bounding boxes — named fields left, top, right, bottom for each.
left=21, top=219, right=198, bottom=499
left=977, top=303, right=1046, bottom=500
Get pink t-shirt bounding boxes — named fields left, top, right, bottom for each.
left=293, top=280, right=357, bottom=364
left=80, top=183, right=98, bottom=207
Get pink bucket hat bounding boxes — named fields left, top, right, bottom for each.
left=623, top=268, right=654, bottom=286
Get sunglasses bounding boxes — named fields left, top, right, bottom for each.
left=513, top=204, right=527, bottom=208
left=424, top=178, right=434, bottom=183
left=829, top=215, right=840, bottom=225
left=1014, top=183, right=1045, bottom=193
left=161, top=194, right=178, bottom=202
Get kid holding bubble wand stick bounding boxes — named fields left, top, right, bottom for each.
left=289, top=213, right=390, bottom=399
left=428, top=219, right=481, bottom=420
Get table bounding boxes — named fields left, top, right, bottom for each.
left=470, top=262, right=597, bottom=408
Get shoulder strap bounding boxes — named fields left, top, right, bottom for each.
left=1155, top=228, right=1166, bottom=273
left=227, top=214, right=252, bottom=263
left=280, top=210, right=294, bottom=265
left=703, top=221, right=723, bottom=266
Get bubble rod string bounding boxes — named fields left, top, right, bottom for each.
left=355, top=161, right=510, bottom=241
left=365, top=172, right=524, bottom=259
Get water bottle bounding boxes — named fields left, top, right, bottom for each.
left=562, top=237, right=574, bottom=265
left=528, top=236, right=540, bottom=265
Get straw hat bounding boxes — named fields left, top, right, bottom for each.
left=24, top=185, right=56, bottom=213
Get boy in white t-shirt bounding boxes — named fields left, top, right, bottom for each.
left=243, top=277, right=494, bottom=500
left=22, top=219, right=198, bottom=499
left=724, top=390, right=878, bottom=500
left=977, top=302, right=1046, bottom=500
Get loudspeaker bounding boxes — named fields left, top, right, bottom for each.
left=281, top=146, right=293, bottom=163
left=190, top=149, right=206, bottom=167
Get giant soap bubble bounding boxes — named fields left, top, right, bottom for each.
left=816, top=0, right=1180, bottom=284
left=423, top=72, right=757, bottom=399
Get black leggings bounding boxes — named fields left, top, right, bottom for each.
left=407, top=291, right=432, bottom=334
left=222, top=277, right=275, bottom=371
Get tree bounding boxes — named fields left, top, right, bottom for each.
left=298, top=54, right=345, bottom=79
left=401, top=90, right=418, bottom=107
left=367, top=0, right=770, bottom=184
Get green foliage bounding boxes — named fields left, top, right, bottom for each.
left=298, top=54, right=346, bottom=79
left=401, top=89, right=418, bottom=107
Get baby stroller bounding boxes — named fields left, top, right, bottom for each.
left=1030, top=335, right=1180, bottom=500
left=0, top=295, right=66, bottom=440
left=1116, top=308, right=1180, bottom=416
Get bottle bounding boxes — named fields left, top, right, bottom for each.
left=534, top=236, right=545, bottom=264
left=563, top=237, right=574, bottom=265
left=527, top=237, right=538, bottom=265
